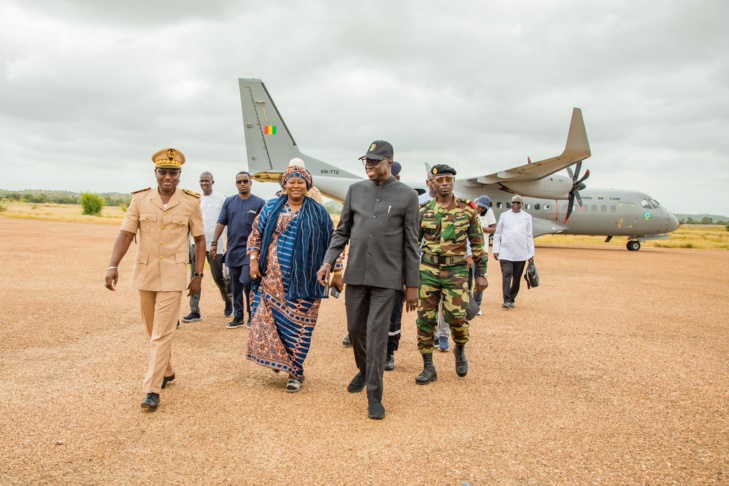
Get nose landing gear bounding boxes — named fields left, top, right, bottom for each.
left=627, top=240, right=641, bottom=251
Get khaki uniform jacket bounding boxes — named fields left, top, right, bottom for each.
left=120, top=187, right=204, bottom=292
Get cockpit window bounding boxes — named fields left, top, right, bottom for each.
left=641, top=199, right=653, bottom=209
left=650, top=198, right=661, bottom=207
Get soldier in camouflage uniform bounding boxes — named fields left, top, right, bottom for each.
left=416, top=164, right=488, bottom=385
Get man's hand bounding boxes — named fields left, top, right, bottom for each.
left=331, top=272, right=344, bottom=292
left=475, top=276, right=488, bottom=294
left=104, top=268, right=118, bottom=291
left=316, top=264, right=331, bottom=287
left=493, top=252, right=499, bottom=261
left=465, top=255, right=474, bottom=269
left=405, top=287, right=418, bottom=312
left=187, top=275, right=202, bottom=297
left=209, top=246, right=217, bottom=259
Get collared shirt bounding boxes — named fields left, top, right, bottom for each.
left=217, top=193, right=266, bottom=267
left=200, top=191, right=227, bottom=251
left=419, top=197, right=487, bottom=275
left=493, top=209, right=535, bottom=261
left=120, top=187, right=204, bottom=292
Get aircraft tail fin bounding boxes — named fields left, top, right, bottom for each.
left=238, top=78, right=302, bottom=177
left=562, top=108, right=591, bottom=162
left=238, top=78, right=361, bottom=193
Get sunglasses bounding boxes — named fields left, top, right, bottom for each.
left=362, top=158, right=387, bottom=167
left=236, top=179, right=252, bottom=184
left=156, top=169, right=180, bottom=177
left=511, top=201, right=522, bottom=205
left=433, top=176, right=454, bottom=184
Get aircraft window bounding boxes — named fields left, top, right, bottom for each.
left=496, top=202, right=503, bottom=209
left=535, top=203, right=541, bottom=210
left=591, top=205, right=597, bottom=212
left=524, top=203, right=531, bottom=210
left=641, top=199, right=653, bottom=209
left=610, top=206, right=616, bottom=213
left=506, top=202, right=511, bottom=209
left=544, top=204, right=550, bottom=210
left=650, top=198, right=661, bottom=207
left=601, top=205, right=607, bottom=212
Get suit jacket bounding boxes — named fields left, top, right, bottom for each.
left=323, top=177, right=420, bottom=290
left=120, top=187, right=204, bottom=292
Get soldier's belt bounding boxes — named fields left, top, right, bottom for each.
left=422, top=253, right=467, bottom=266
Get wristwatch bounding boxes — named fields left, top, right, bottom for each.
left=193, top=272, right=204, bottom=278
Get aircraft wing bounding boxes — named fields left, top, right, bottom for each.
left=463, top=108, right=591, bottom=186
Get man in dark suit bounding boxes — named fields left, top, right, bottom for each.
left=317, top=141, right=420, bottom=420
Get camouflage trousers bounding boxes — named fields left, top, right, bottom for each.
left=416, top=262, right=470, bottom=354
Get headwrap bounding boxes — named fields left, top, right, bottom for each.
left=280, top=165, right=313, bottom=191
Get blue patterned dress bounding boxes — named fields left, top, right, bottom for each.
left=245, top=199, right=338, bottom=381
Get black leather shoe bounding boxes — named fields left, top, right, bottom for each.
left=162, top=373, right=175, bottom=389
left=141, top=393, right=159, bottom=411
left=368, top=400, right=385, bottom=420
left=342, top=335, right=352, bottom=347
left=384, top=354, right=395, bottom=371
left=347, top=372, right=366, bottom=393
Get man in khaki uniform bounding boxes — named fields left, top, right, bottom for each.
left=104, top=148, right=205, bottom=412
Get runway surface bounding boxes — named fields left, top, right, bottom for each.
left=1, top=218, right=727, bottom=484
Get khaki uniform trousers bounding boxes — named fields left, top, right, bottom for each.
left=139, top=290, right=181, bottom=394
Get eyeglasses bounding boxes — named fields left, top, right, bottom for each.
left=156, top=169, right=180, bottom=177
left=362, top=158, right=386, bottom=167
left=236, top=179, right=251, bottom=184
left=511, top=201, right=522, bottom=205
left=433, top=176, right=454, bottom=184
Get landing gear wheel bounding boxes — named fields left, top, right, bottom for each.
left=627, top=241, right=641, bottom=251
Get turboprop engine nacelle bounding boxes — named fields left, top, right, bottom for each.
left=499, top=174, right=574, bottom=199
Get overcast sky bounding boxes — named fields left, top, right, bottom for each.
left=1, top=0, right=727, bottom=214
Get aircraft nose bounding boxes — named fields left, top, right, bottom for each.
left=666, top=211, right=680, bottom=232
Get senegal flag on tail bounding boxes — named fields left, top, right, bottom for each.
left=264, top=126, right=277, bottom=135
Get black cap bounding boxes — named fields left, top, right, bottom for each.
left=430, top=164, right=456, bottom=176
left=359, top=140, right=393, bottom=161
left=391, top=161, right=402, bottom=176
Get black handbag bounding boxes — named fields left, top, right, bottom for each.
left=524, top=260, right=539, bottom=289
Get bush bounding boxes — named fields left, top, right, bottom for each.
left=120, top=203, right=128, bottom=213
left=0, top=203, right=6, bottom=212
left=81, top=193, right=105, bottom=216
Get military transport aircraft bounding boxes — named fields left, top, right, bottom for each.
left=238, top=78, right=679, bottom=251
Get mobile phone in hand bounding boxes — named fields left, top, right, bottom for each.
left=330, top=287, right=340, bottom=298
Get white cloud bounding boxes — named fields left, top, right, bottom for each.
left=1, top=0, right=728, bottom=215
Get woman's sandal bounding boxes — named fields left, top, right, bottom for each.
left=286, top=378, right=301, bottom=393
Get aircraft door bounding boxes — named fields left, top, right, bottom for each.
left=616, top=202, right=638, bottom=234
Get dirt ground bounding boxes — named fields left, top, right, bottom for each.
left=1, top=218, right=727, bottom=485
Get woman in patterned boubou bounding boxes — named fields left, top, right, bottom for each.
left=245, top=165, right=343, bottom=392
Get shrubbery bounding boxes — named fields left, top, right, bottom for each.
left=81, top=193, right=105, bottom=215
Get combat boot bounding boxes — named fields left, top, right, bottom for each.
left=455, top=343, right=468, bottom=377
left=415, top=353, right=437, bottom=385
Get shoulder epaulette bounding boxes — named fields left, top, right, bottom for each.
left=131, top=187, right=151, bottom=194
left=182, top=188, right=201, bottom=198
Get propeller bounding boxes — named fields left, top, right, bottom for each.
left=563, top=161, right=590, bottom=223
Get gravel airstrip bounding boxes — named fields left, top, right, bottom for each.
left=1, top=218, right=727, bottom=484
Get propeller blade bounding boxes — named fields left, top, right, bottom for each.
left=564, top=192, right=575, bottom=223
left=576, top=169, right=590, bottom=186
left=575, top=191, right=583, bottom=208
left=566, top=166, right=574, bottom=180
left=572, top=161, right=582, bottom=182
